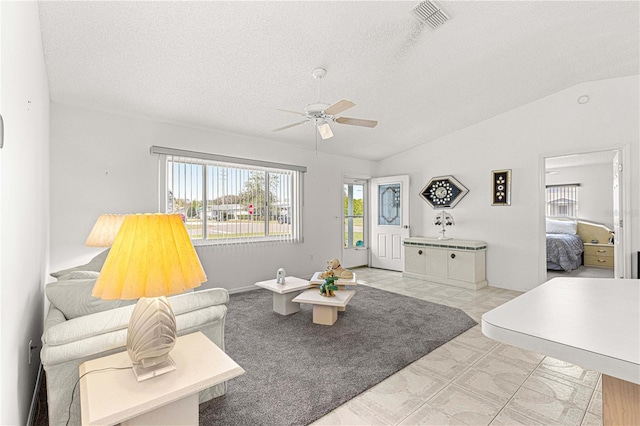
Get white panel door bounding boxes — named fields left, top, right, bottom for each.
left=370, top=175, right=410, bottom=271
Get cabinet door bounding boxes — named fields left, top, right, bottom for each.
left=424, top=248, right=448, bottom=278
left=448, top=250, right=475, bottom=282
left=405, top=246, right=426, bottom=275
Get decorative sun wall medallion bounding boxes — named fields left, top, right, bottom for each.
left=420, top=175, right=469, bottom=209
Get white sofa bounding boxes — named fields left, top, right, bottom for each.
left=41, top=265, right=229, bottom=426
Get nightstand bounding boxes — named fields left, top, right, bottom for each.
left=584, top=243, right=615, bottom=269
left=79, top=332, right=244, bottom=426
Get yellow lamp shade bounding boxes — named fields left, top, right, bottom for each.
left=85, top=214, right=127, bottom=247
left=92, top=214, right=206, bottom=300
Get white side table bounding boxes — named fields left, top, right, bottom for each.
left=79, top=332, right=244, bottom=426
left=255, top=276, right=312, bottom=315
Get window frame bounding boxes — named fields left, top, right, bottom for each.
left=343, top=178, right=367, bottom=249
left=545, top=183, right=580, bottom=218
left=152, top=146, right=306, bottom=246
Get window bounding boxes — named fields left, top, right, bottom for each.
left=344, top=180, right=365, bottom=249
left=152, top=146, right=305, bottom=245
left=546, top=184, right=579, bottom=218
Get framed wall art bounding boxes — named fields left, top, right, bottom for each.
left=420, top=175, right=469, bottom=209
left=491, top=169, right=511, bottom=206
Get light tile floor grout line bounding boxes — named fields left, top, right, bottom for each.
left=485, top=356, right=547, bottom=426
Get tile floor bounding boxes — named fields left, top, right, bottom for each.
left=313, top=268, right=603, bottom=426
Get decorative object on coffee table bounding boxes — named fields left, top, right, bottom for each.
left=276, top=267, right=286, bottom=284
left=318, top=258, right=353, bottom=280
left=319, top=276, right=339, bottom=297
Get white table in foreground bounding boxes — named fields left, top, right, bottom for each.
left=79, top=332, right=245, bottom=426
left=292, top=289, right=355, bottom=325
left=481, top=278, right=639, bottom=425
left=255, top=276, right=312, bottom=315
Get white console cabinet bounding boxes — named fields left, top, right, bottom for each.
left=403, top=237, right=487, bottom=290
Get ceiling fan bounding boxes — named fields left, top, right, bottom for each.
left=273, top=68, right=378, bottom=140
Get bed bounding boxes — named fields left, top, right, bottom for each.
left=546, top=232, right=584, bottom=271
left=546, top=218, right=613, bottom=271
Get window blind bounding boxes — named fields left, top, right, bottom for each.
left=546, top=183, right=580, bottom=218
left=152, top=146, right=304, bottom=245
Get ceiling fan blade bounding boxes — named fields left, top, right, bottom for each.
left=324, top=99, right=355, bottom=116
left=317, top=122, right=334, bottom=139
left=335, top=117, right=378, bottom=128
left=275, top=108, right=306, bottom=116
left=273, top=120, right=308, bottom=132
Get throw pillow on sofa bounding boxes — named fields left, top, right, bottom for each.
left=50, top=249, right=110, bottom=278
left=45, top=278, right=136, bottom=319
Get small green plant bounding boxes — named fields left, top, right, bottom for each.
left=320, top=276, right=339, bottom=297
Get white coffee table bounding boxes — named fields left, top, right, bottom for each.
left=309, top=271, right=357, bottom=286
left=292, top=289, right=356, bottom=325
left=254, top=276, right=312, bottom=315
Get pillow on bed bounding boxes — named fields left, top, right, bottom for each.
left=45, top=278, right=136, bottom=320
left=546, top=218, right=578, bottom=235
left=50, top=249, right=110, bottom=278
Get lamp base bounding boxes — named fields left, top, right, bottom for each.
left=132, top=355, right=176, bottom=382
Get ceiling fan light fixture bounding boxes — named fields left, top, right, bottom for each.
left=317, top=121, right=334, bottom=139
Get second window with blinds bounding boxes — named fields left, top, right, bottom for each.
left=546, top=183, right=580, bottom=218
left=154, top=147, right=305, bottom=245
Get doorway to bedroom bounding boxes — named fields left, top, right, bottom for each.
left=543, top=148, right=626, bottom=280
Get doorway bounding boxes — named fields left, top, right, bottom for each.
left=542, top=148, right=628, bottom=280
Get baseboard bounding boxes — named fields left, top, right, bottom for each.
left=227, top=285, right=258, bottom=294
left=227, top=275, right=315, bottom=295
left=27, top=363, right=44, bottom=426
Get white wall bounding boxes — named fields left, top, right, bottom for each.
left=0, top=2, right=50, bottom=424
left=50, top=104, right=376, bottom=292
left=377, top=76, right=639, bottom=291
left=546, top=162, right=614, bottom=229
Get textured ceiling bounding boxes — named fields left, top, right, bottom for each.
left=38, top=1, right=639, bottom=161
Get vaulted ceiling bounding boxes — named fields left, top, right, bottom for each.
left=38, top=1, right=639, bottom=161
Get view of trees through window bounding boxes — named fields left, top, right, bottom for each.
left=166, top=159, right=297, bottom=243
left=344, top=182, right=365, bottom=248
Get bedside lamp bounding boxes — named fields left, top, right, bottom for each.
left=433, top=210, right=455, bottom=240
left=92, top=214, right=207, bottom=381
left=85, top=214, right=126, bottom=247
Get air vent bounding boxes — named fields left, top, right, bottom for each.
left=411, top=1, right=450, bottom=30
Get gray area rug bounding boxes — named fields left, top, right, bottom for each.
left=199, top=285, right=476, bottom=425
